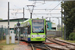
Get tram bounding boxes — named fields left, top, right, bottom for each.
left=14, top=19, right=47, bottom=42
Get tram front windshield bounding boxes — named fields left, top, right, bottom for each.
left=32, top=19, right=44, bottom=33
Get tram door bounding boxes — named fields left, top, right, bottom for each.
left=24, top=27, right=28, bottom=41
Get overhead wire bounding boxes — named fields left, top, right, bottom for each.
left=33, top=0, right=60, bottom=11
left=32, top=1, right=56, bottom=17
left=9, top=2, right=23, bottom=19
left=32, top=0, right=47, bottom=7
left=49, top=2, right=61, bottom=12
left=9, top=2, right=22, bottom=9
left=29, top=1, right=61, bottom=19
left=44, top=2, right=56, bottom=10
left=33, top=0, right=45, bottom=4
left=33, top=2, right=45, bottom=8
left=32, top=1, right=61, bottom=16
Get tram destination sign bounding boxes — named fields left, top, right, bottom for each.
left=32, top=19, right=43, bottom=22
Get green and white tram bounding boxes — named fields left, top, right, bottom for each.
left=14, top=19, right=47, bottom=42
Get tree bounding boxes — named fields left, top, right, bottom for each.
left=0, top=18, right=2, bottom=20
left=61, top=1, right=75, bottom=40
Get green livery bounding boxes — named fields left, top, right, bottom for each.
left=14, top=19, right=46, bottom=42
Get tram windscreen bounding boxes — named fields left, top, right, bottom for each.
left=32, top=19, right=44, bottom=33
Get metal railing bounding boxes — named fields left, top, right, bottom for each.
left=0, top=25, right=8, bottom=40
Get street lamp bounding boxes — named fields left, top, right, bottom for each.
left=27, top=5, right=34, bottom=19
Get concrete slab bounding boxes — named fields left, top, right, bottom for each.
left=14, top=45, right=31, bottom=50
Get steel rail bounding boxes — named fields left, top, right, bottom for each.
left=47, top=37, right=75, bottom=50
left=30, top=43, right=35, bottom=50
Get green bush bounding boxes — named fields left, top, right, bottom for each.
left=69, top=32, right=75, bottom=40
left=0, top=48, right=2, bottom=50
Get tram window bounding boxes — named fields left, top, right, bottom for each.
left=32, top=20, right=44, bottom=33
left=28, top=25, right=31, bottom=34
left=25, top=28, right=28, bottom=30
left=24, top=27, right=28, bottom=34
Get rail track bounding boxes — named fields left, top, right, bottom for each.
left=29, top=43, right=52, bottom=50
left=17, top=37, right=75, bottom=50
left=54, top=38, right=75, bottom=46
left=46, top=37, right=75, bottom=50
left=30, top=44, right=35, bottom=50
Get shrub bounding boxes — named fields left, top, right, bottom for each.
left=0, top=48, right=2, bottom=50
left=69, top=32, right=75, bottom=40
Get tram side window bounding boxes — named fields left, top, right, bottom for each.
left=24, top=27, right=28, bottom=34
left=28, top=25, right=31, bottom=34
left=23, top=28, right=25, bottom=33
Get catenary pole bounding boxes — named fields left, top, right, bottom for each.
left=49, top=17, right=51, bottom=31
left=7, top=2, right=10, bottom=44
left=61, top=0, right=63, bottom=38
left=23, top=8, right=24, bottom=22
left=8, top=2, right=9, bottom=35
left=30, top=13, right=32, bottom=19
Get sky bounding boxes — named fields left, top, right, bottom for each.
left=0, top=0, right=62, bottom=25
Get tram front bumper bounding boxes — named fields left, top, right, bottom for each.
left=31, top=37, right=45, bottom=41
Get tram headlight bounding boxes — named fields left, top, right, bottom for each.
left=41, top=35, right=45, bottom=38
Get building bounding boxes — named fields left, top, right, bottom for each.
left=46, top=21, right=57, bottom=31
left=0, top=18, right=28, bottom=36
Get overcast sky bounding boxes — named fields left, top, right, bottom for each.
left=0, top=0, right=62, bottom=25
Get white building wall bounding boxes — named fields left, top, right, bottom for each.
left=0, top=22, right=17, bottom=28
left=0, top=22, right=17, bottom=36
left=52, top=24, right=57, bottom=30
left=10, top=22, right=17, bottom=28
left=0, top=22, right=8, bottom=28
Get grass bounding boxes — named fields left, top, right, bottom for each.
left=0, top=48, right=2, bottom=50
left=0, top=40, right=18, bottom=50
left=59, top=37, right=75, bottom=43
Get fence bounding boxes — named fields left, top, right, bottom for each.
left=0, top=25, right=8, bottom=40
left=47, top=31, right=61, bottom=37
